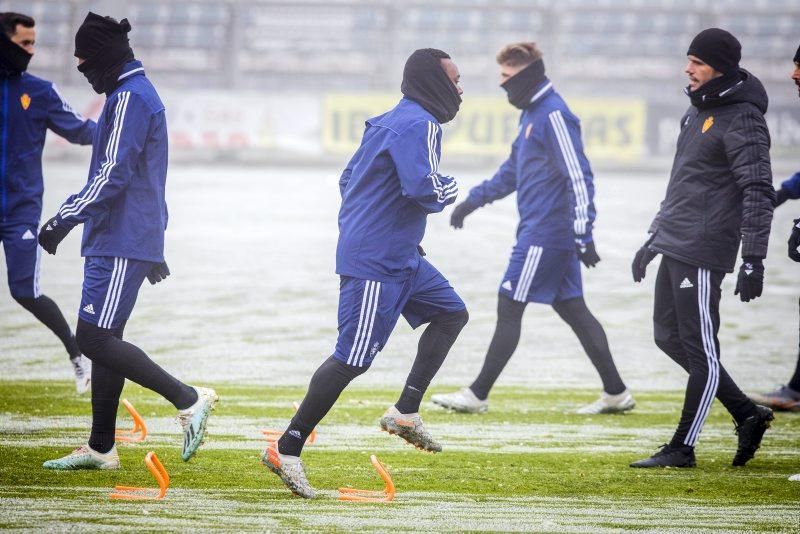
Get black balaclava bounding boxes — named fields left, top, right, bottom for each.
left=501, top=58, right=546, bottom=109
left=685, top=28, right=742, bottom=109
left=401, top=48, right=461, bottom=123
left=0, top=29, right=31, bottom=75
left=74, top=12, right=134, bottom=95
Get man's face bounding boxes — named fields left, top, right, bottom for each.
left=9, top=24, right=35, bottom=55
left=792, top=61, right=800, bottom=98
left=685, top=55, right=720, bottom=91
left=440, top=58, right=463, bottom=95
left=498, top=62, right=527, bottom=86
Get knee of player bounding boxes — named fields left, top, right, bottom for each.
left=436, top=308, right=469, bottom=332
left=75, top=319, right=113, bottom=358
left=327, top=354, right=371, bottom=376
left=454, top=308, right=469, bottom=328
left=11, top=293, right=35, bottom=308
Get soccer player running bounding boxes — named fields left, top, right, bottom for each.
left=750, top=44, right=800, bottom=413
left=39, top=13, right=217, bottom=470
left=0, top=12, right=95, bottom=393
left=630, top=29, right=775, bottom=468
left=432, top=43, right=634, bottom=415
left=263, top=49, right=468, bottom=498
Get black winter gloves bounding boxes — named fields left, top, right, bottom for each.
left=631, top=236, right=657, bottom=282
left=577, top=241, right=601, bottom=268
left=450, top=201, right=477, bottom=229
left=147, top=262, right=170, bottom=285
left=734, top=257, right=764, bottom=302
left=38, top=216, right=71, bottom=255
left=789, top=218, right=800, bottom=263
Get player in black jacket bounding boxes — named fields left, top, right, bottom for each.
left=630, top=29, right=775, bottom=468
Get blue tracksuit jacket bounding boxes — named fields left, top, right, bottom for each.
left=55, top=61, right=168, bottom=262
left=465, top=80, right=596, bottom=249
left=0, top=71, right=95, bottom=224
left=336, top=97, right=458, bottom=282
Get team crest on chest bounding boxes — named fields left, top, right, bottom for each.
left=20, top=93, right=31, bottom=110
left=701, top=116, right=714, bottom=133
left=525, top=123, right=533, bottom=139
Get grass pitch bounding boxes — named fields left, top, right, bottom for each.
left=0, top=381, right=798, bottom=532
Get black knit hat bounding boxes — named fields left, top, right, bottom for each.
left=74, top=12, right=130, bottom=59
left=687, top=28, right=741, bottom=75
left=794, top=43, right=800, bottom=64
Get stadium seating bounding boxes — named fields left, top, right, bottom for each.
left=1, top=0, right=795, bottom=92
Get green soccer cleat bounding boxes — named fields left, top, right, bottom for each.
left=380, top=406, right=442, bottom=453
left=43, top=444, right=120, bottom=470
left=261, top=442, right=316, bottom=499
left=177, top=386, right=218, bottom=461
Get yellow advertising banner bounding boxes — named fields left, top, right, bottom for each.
left=322, top=94, right=646, bottom=162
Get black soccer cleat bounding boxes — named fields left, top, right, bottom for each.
left=732, top=405, right=774, bottom=467
left=630, top=444, right=696, bottom=468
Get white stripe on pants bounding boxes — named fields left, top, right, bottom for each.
left=684, top=268, right=720, bottom=446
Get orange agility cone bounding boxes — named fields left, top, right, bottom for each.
left=110, top=451, right=170, bottom=500
left=115, top=399, right=147, bottom=443
left=261, top=401, right=317, bottom=444
left=338, top=455, right=396, bottom=502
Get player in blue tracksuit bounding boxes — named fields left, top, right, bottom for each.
left=750, top=47, right=800, bottom=412
left=39, top=13, right=216, bottom=471
left=433, top=43, right=634, bottom=416
left=264, top=49, right=468, bottom=499
left=0, top=13, right=96, bottom=392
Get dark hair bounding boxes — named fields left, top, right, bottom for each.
left=422, top=48, right=451, bottom=60
left=0, top=12, right=34, bottom=36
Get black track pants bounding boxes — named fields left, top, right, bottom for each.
left=653, top=256, right=756, bottom=447
left=788, top=297, right=800, bottom=392
left=470, top=293, right=626, bottom=400
left=13, top=294, right=80, bottom=359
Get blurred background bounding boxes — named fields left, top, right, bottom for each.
left=7, top=0, right=800, bottom=169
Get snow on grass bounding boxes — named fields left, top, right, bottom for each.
left=1, top=487, right=797, bottom=532
left=4, top=413, right=799, bottom=457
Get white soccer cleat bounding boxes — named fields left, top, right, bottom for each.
left=789, top=474, right=800, bottom=482
left=576, top=389, right=636, bottom=414
left=70, top=355, right=91, bottom=395
left=431, top=387, right=488, bottom=414
left=177, top=386, right=218, bottom=461
left=42, top=444, right=119, bottom=470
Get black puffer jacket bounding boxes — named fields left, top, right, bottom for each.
left=648, top=70, right=775, bottom=273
